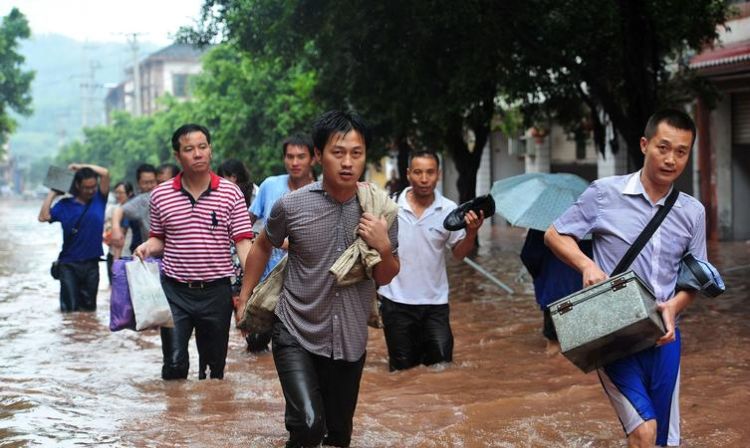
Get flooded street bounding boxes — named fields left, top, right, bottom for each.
left=1, top=198, right=748, bottom=447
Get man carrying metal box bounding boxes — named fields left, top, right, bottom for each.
left=544, top=109, right=706, bottom=448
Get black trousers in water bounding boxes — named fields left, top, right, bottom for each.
left=159, top=278, right=233, bottom=380
left=380, top=297, right=453, bottom=372
left=272, top=319, right=366, bottom=448
left=58, top=259, right=99, bottom=312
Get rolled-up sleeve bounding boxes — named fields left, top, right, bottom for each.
left=229, top=190, right=254, bottom=242
left=688, top=207, right=708, bottom=260
left=148, top=195, right=164, bottom=239
left=553, top=181, right=600, bottom=241
left=265, top=197, right=288, bottom=248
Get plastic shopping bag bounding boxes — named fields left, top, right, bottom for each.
left=125, top=259, right=174, bottom=330
left=110, top=258, right=136, bottom=331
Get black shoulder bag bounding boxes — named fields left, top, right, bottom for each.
left=610, top=188, right=679, bottom=276
left=50, top=200, right=93, bottom=280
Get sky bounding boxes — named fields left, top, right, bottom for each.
left=1, top=0, right=205, bottom=45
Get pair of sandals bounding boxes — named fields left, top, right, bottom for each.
left=442, top=195, right=495, bottom=231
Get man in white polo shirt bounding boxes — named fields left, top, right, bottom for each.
left=377, top=150, right=485, bottom=371
left=135, top=123, right=254, bottom=380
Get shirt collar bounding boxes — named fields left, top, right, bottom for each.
left=621, top=170, right=681, bottom=208
left=171, top=171, right=221, bottom=191
left=400, top=187, right=445, bottom=213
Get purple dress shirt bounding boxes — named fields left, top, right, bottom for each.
left=553, top=171, right=707, bottom=302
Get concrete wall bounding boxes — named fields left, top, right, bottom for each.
left=711, top=94, right=733, bottom=239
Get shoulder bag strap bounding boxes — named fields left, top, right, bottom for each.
left=611, top=188, right=679, bottom=276
left=59, top=199, right=94, bottom=256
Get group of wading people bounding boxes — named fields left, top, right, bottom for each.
left=42, top=108, right=704, bottom=447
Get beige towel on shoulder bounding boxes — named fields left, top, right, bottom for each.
left=329, top=182, right=399, bottom=286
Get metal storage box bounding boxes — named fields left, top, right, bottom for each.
left=548, top=271, right=665, bottom=373
left=43, top=166, right=74, bottom=194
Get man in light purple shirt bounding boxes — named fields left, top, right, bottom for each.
left=545, top=109, right=706, bottom=447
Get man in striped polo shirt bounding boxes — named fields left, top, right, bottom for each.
left=134, top=124, right=254, bottom=380
left=237, top=110, right=400, bottom=448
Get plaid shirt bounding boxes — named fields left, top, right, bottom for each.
left=266, top=181, right=399, bottom=361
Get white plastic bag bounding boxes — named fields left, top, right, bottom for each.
left=125, top=259, right=174, bottom=330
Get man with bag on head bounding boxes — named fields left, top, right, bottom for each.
left=544, top=109, right=707, bottom=447
left=134, top=124, right=254, bottom=380
left=39, top=163, right=110, bottom=312
left=236, top=110, right=399, bottom=448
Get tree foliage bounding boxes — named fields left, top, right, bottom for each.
left=0, top=8, right=34, bottom=148
left=57, top=43, right=318, bottom=185
left=185, top=0, right=732, bottom=200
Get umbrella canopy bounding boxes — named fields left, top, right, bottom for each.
left=490, top=173, right=590, bottom=231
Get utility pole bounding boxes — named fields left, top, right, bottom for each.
left=125, top=33, right=143, bottom=116
left=80, top=60, right=102, bottom=128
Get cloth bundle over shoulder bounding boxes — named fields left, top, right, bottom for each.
left=238, top=182, right=397, bottom=333
left=329, top=182, right=399, bottom=286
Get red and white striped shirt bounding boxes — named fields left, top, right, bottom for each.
left=149, top=171, right=254, bottom=282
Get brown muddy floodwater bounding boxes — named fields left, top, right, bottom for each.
left=1, top=198, right=748, bottom=447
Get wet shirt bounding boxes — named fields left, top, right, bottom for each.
left=265, top=181, right=399, bottom=362
left=50, top=191, right=106, bottom=263
left=149, top=172, right=254, bottom=282
left=122, top=192, right=151, bottom=235
left=249, top=174, right=290, bottom=280
left=378, top=187, right=465, bottom=305
left=553, top=171, right=707, bottom=302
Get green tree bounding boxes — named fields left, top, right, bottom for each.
left=57, top=43, right=319, bottom=185
left=185, top=0, right=505, bottom=202
left=189, top=44, right=319, bottom=182
left=0, top=8, right=34, bottom=150
left=499, top=0, right=731, bottom=168
left=186, top=0, right=732, bottom=201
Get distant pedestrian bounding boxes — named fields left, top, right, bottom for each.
left=104, top=181, right=134, bottom=283
left=378, top=150, right=484, bottom=371
left=38, top=163, right=110, bottom=312
left=111, top=164, right=158, bottom=258
left=244, top=133, right=316, bottom=352
left=135, top=124, right=254, bottom=380
left=156, top=163, right=180, bottom=184
left=520, top=228, right=591, bottom=355
left=237, top=111, right=399, bottom=447
left=217, top=158, right=259, bottom=349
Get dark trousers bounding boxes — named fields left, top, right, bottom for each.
left=542, top=308, right=558, bottom=341
left=106, top=253, right=114, bottom=285
left=58, top=259, right=99, bottom=312
left=380, top=297, right=453, bottom=372
left=272, top=319, right=366, bottom=448
left=159, top=278, right=233, bottom=380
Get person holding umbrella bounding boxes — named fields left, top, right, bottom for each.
left=491, top=171, right=593, bottom=354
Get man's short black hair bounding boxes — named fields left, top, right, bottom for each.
left=409, top=150, right=440, bottom=169
left=644, top=109, right=696, bottom=148
left=157, top=163, right=180, bottom=178
left=311, top=110, right=371, bottom=153
left=282, top=133, right=314, bottom=158
left=71, top=167, right=98, bottom=196
left=171, top=124, right=211, bottom=152
left=135, top=163, right=157, bottom=182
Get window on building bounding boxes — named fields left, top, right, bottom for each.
left=172, top=74, right=191, bottom=98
